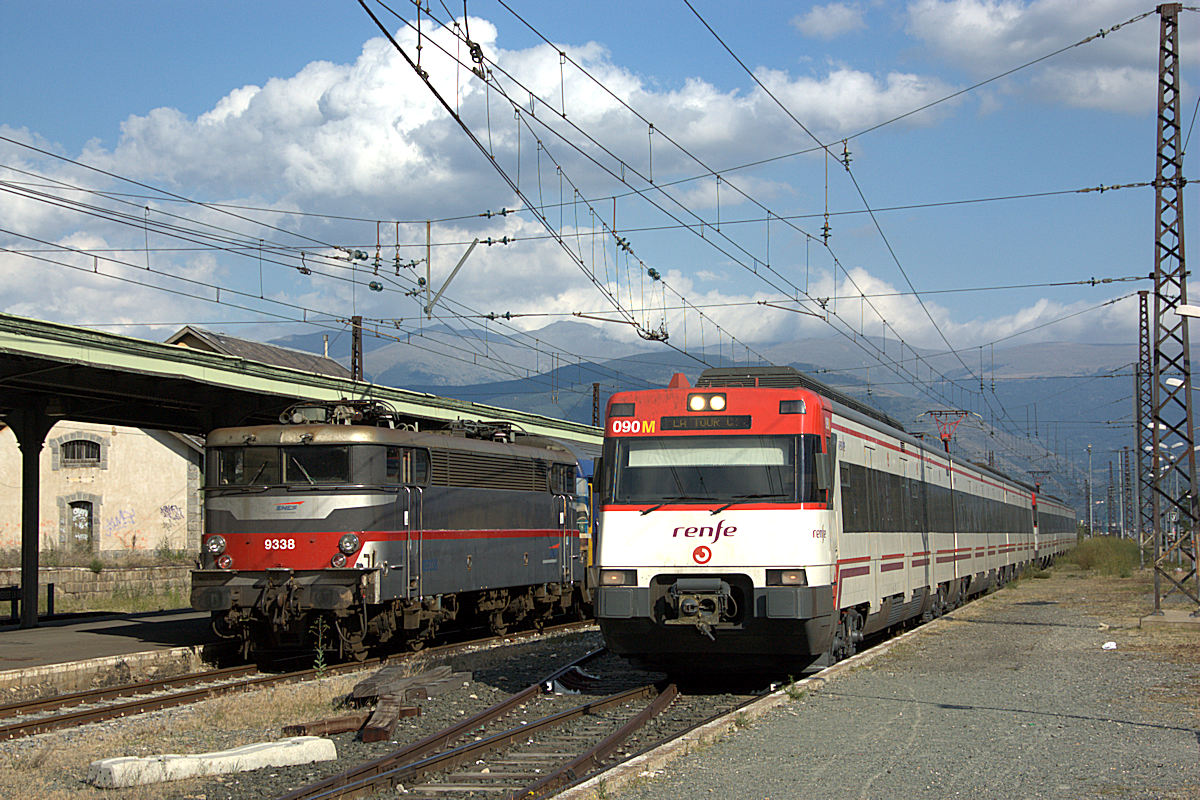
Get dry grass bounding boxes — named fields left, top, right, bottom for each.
left=0, top=672, right=362, bottom=799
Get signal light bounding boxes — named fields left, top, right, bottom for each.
left=330, top=552, right=348, bottom=568
left=216, top=554, right=234, bottom=570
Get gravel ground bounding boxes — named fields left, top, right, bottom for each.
left=611, top=574, right=1200, bottom=800
left=1, top=626, right=620, bottom=799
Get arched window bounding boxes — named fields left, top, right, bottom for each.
left=69, top=500, right=94, bottom=553
left=61, top=439, right=101, bottom=466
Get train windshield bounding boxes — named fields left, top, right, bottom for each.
left=605, top=434, right=820, bottom=504
left=212, top=446, right=350, bottom=486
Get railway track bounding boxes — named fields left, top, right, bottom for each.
left=274, top=650, right=762, bottom=800
left=0, top=620, right=595, bottom=742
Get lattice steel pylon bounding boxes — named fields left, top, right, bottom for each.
left=1136, top=290, right=1154, bottom=566
left=1149, top=3, right=1200, bottom=613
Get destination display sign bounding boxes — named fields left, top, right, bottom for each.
left=660, top=414, right=752, bottom=431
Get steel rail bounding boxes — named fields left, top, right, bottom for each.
left=296, top=683, right=659, bottom=800
left=515, top=682, right=681, bottom=799
left=0, top=619, right=596, bottom=740
left=274, top=647, right=612, bottom=800
left=0, top=663, right=260, bottom=720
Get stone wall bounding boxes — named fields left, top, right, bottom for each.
left=0, top=565, right=191, bottom=604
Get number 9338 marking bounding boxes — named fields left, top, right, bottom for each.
left=264, top=538, right=296, bottom=550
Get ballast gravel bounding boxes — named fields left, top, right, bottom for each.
left=610, top=581, right=1199, bottom=800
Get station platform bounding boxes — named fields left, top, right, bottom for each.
left=0, top=609, right=219, bottom=697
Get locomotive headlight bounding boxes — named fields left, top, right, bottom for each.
left=330, top=552, right=348, bottom=568
left=338, top=533, right=361, bottom=554
left=708, top=394, right=726, bottom=411
left=216, top=554, right=234, bottom=570
left=766, top=568, right=808, bottom=586
left=599, top=569, right=636, bottom=586
left=205, top=535, right=227, bottom=556
left=688, top=394, right=707, bottom=411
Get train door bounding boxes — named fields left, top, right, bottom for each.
left=387, top=445, right=424, bottom=599
left=947, top=457, right=959, bottom=585
left=552, top=464, right=575, bottom=584
left=917, top=450, right=932, bottom=601
left=401, top=485, right=424, bottom=598
left=827, top=433, right=842, bottom=571
left=557, top=493, right=572, bottom=582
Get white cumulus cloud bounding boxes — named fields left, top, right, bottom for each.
left=792, top=3, right=868, bottom=39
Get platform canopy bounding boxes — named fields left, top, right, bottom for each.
left=0, top=312, right=602, bottom=445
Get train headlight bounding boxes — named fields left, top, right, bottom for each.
left=330, top=552, right=348, bottom=568
left=216, top=554, right=234, bottom=570
left=766, top=568, right=807, bottom=586
left=687, top=393, right=727, bottom=412
left=599, top=569, right=636, bottom=586
left=338, top=533, right=361, bottom=554
left=205, top=535, right=227, bottom=556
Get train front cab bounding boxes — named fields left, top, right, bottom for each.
left=594, top=377, right=840, bottom=673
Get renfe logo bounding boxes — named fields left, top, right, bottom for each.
left=673, top=519, right=737, bottom=542
left=610, top=418, right=656, bottom=434
left=274, top=501, right=304, bottom=512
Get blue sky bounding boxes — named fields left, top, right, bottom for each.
left=1, top=0, right=1195, bottom=376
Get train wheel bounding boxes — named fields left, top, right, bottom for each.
left=827, top=610, right=860, bottom=664
left=488, top=611, right=509, bottom=636
left=345, top=636, right=368, bottom=662
left=843, top=610, right=863, bottom=659
left=932, top=585, right=947, bottom=618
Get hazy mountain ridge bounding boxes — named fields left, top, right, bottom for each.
left=270, top=324, right=1133, bottom=513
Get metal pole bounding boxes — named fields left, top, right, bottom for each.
left=1088, top=444, right=1094, bottom=537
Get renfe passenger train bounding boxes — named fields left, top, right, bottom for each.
left=191, top=399, right=589, bottom=660
left=594, top=367, right=1075, bottom=672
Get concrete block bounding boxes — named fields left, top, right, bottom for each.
left=86, top=736, right=337, bottom=788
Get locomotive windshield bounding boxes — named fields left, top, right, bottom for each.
left=212, top=445, right=350, bottom=486
left=604, top=434, right=821, bottom=505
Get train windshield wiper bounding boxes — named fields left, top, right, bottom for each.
left=639, top=495, right=717, bottom=515
left=288, top=456, right=316, bottom=485
left=710, top=493, right=791, bottom=515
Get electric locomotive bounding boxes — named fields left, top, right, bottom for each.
left=191, top=399, right=590, bottom=659
left=594, top=367, right=1075, bottom=673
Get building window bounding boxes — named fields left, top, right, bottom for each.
left=61, top=439, right=102, bottom=466
left=69, top=500, right=94, bottom=553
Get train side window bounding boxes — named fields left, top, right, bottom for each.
left=551, top=463, right=576, bottom=494
left=410, top=448, right=430, bottom=485
left=387, top=447, right=431, bottom=485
